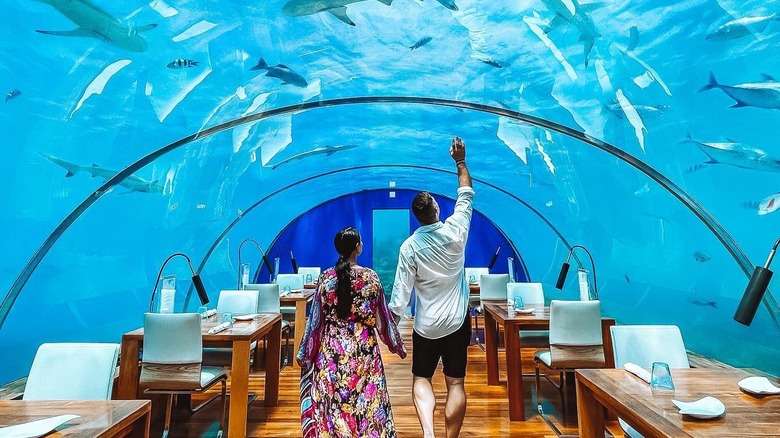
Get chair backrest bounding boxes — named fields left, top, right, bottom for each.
left=243, top=283, right=281, bottom=313
left=143, top=313, right=202, bottom=364
left=465, top=267, right=489, bottom=285
left=479, top=274, right=509, bottom=300
left=506, top=282, right=545, bottom=305
left=276, top=273, right=305, bottom=291
left=23, top=343, right=120, bottom=400
left=217, top=289, right=260, bottom=315
left=297, top=267, right=321, bottom=282
left=549, top=300, right=604, bottom=368
left=611, top=325, right=690, bottom=369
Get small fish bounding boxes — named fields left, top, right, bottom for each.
left=410, top=36, right=432, bottom=50
left=251, top=58, right=308, bottom=88
left=5, top=89, right=21, bottom=102
left=758, top=192, right=780, bottom=216
left=624, top=274, right=631, bottom=284
left=481, top=59, right=503, bottom=68
left=626, top=25, right=639, bottom=52
left=691, top=299, right=718, bottom=309
left=634, top=182, right=650, bottom=196
left=167, top=59, right=199, bottom=68
left=693, top=251, right=711, bottom=262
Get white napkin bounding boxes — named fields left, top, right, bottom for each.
left=624, top=362, right=652, bottom=383
left=205, top=309, right=217, bottom=317
left=671, top=396, right=725, bottom=418
left=0, top=414, right=79, bottom=438
left=208, top=322, right=231, bottom=334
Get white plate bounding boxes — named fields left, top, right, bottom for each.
left=671, top=396, right=725, bottom=419
left=232, top=314, right=258, bottom=321
left=738, top=376, right=780, bottom=395
left=512, top=308, right=536, bottom=314
left=0, top=414, right=79, bottom=438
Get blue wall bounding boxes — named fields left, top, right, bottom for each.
left=258, top=189, right=528, bottom=287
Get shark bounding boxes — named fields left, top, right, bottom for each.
left=540, top=0, right=604, bottom=66
left=706, top=14, right=780, bottom=41
left=34, top=0, right=157, bottom=52
left=270, top=144, right=359, bottom=169
left=40, top=152, right=163, bottom=193
left=251, top=58, right=308, bottom=88
left=282, top=0, right=393, bottom=26
left=700, top=72, right=780, bottom=110
left=681, top=133, right=780, bottom=173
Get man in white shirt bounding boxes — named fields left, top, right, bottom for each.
left=389, top=136, right=473, bottom=438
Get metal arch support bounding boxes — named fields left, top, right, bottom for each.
left=2, top=96, right=776, bottom=328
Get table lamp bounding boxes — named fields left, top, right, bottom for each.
left=149, top=253, right=209, bottom=312
left=238, top=238, right=274, bottom=287
left=734, top=237, right=779, bottom=326
left=555, top=244, right=599, bottom=300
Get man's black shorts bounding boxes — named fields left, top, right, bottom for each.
left=412, top=316, right=471, bottom=378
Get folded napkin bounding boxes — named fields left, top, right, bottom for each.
left=205, top=309, right=217, bottom=317
left=208, top=322, right=231, bottom=334
left=624, top=362, right=651, bottom=383
left=0, top=414, right=79, bottom=438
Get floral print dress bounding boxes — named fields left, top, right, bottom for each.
left=297, top=266, right=407, bottom=438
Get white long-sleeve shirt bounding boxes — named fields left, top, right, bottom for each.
left=389, top=186, right=475, bottom=339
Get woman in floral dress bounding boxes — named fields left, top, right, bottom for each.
left=297, top=226, right=407, bottom=438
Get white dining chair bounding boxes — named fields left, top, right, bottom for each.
left=23, top=343, right=120, bottom=400
left=140, top=313, right=227, bottom=438
left=611, top=325, right=690, bottom=438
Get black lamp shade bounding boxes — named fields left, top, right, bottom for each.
left=192, top=274, right=210, bottom=306
left=734, top=266, right=773, bottom=326
left=487, top=245, right=502, bottom=270
left=555, top=262, right=571, bottom=290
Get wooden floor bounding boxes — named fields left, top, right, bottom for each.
left=162, top=317, right=623, bottom=437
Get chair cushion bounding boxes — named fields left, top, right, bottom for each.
left=535, top=350, right=552, bottom=367
left=200, top=366, right=228, bottom=388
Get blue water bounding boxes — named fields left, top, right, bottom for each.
left=1, top=0, right=779, bottom=383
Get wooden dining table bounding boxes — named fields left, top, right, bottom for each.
left=117, top=313, right=282, bottom=438
left=482, top=301, right=615, bottom=421
left=0, top=400, right=150, bottom=437
left=576, top=368, right=780, bottom=437
left=281, top=289, right=315, bottom=368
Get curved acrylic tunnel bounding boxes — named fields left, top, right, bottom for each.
left=2, top=100, right=779, bottom=383
left=2, top=0, right=779, bottom=390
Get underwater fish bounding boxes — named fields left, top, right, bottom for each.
left=699, top=72, right=780, bottom=110
left=693, top=251, right=711, bottom=262
left=758, top=192, right=780, bottom=216
left=606, top=102, right=669, bottom=119
left=691, top=299, right=718, bottom=309
left=434, top=0, right=458, bottom=10
left=5, top=89, right=21, bottom=102
left=251, top=58, right=308, bottom=88
left=539, top=0, right=604, bottom=66
left=624, top=274, right=630, bottom=284
left=271, top=144, right=358, bottom=169
left=39, top=152, right=163, bottom=193
left=626, top=25, right=639, bottom=51
left=33, top=0, right=157, bottom=52
left=481, top=59, right=504, bottom=68
left=410, top=36, right=432, bottom=50
left=167, top=59, right=199, bottom=68
left=282, top=0, right=392, bottom=26
left=681, top=132, right=780, bottom=173
left=706, top=14, right=780, bottom=41
left=634, top=182, right=649, bottom=196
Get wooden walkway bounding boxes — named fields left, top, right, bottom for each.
left=165, top=317, right=623, bottom=437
